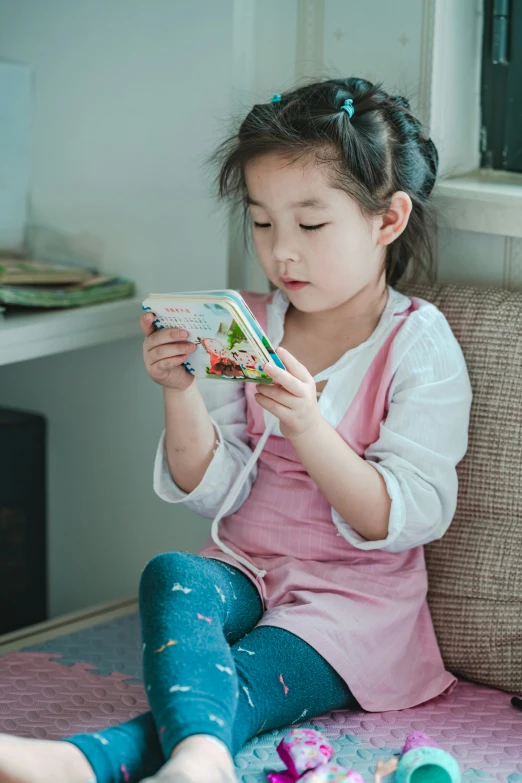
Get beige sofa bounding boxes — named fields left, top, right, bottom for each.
left=404, top=282, right=522, bottom=696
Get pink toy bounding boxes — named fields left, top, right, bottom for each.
left=267, top=773, right=298, bottom=783
left=299, top=763, right=365, bottom=783
left=266, top=729, right=363, bottom=783
left=267, top=773, right=295, bottom=783
left=277, top=729, right=335, bottom=777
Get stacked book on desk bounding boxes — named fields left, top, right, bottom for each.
left=0, top=258, right=134, bottom=308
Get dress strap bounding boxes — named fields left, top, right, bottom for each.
left=210, top=419, right=277, bottom=579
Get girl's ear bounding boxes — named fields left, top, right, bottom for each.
left=376, top=191, right=412, bottom=247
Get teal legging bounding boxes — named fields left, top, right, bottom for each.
left=65, top=552, right=355, bottom=782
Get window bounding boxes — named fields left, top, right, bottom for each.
left=481, top=0, right=522, bottom=173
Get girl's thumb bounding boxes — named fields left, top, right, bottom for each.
left=140, top=312, right=156, bottom=336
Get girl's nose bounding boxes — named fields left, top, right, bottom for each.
left=271, top=233, right=299, bottom=267
left=273, top=251, right=300, bottom=272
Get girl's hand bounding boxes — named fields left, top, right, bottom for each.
left=140, top=312, right=196, bottom=392
left=254, top=346, right=321, bottom=440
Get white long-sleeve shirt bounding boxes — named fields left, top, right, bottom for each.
left=154, top=287, right=472, bottom=553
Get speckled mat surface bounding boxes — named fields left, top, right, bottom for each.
left=0, top=612, right=521, bottom=781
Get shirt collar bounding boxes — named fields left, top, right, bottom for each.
left=267, top=286, right=412, bottom=382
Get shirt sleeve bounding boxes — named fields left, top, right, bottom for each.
left=331, top=310, right=473, bottom=552
left=153, top=380, right=256, bottom=518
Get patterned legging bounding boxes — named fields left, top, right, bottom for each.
left=65, top=552, right=355, bottom=782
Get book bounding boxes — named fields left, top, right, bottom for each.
left=0, top=276, right=135, bottom=308
left=0, top=258, right=93, bottom=285
left=142, top=290, right=286, bottom=384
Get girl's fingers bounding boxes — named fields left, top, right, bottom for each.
left=149, top=342, right=196, bottom=365
left=275, top=347, right=312, bottom=383
left=146, top=327, right=192, bottom=351
left=256, top=384, right=295, bottom=408
left=265, top=361, right=306, bottom=396
left=254, top=393, right=289, bottom=419
left=140, top=313, right=156, bottom=337
left=156, top=357, right=188, bottom=371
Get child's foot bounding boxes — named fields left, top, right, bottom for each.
left=0, top=734, right=95, bottom=783
left=142, top=734, right=237, bottom=783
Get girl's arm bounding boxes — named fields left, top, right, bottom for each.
left=256, top=317, right=472, bottom=549
left=155, top=379, right=257, bottom=518
left=163, top=383, right=218, bottom=494
left=290, top=417, right=392, bottom=542
left=256, top=350, right=392, bottom=540
left=351, top=326, right=472, bottom=551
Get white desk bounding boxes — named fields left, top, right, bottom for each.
left=0, top=297, right=142, bottom=366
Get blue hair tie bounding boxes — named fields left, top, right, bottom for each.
left=270, top=93, right=282, bottom=103
left=341, top=98, right=355, bottom=118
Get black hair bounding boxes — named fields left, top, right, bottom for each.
left=211, top=77, right=439, bottom=286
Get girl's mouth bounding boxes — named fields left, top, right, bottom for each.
left=282, top=280, right=309, bottom=291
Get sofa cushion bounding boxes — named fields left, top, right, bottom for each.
left=403, top=282, right=522, bottom=694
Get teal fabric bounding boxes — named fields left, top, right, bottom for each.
left=65, top=553, right=354, bottom=783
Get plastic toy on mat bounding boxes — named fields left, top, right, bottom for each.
left=276, top=729, right=335, bottom=777
left=266, top=729, right=364, bottom=783
left=266, top=729, right=461, bottom=783
left=394, top=732, right=461, bottom=783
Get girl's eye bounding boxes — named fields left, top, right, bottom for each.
left=253, top=222, right=326, bottom=231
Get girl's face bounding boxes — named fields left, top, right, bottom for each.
left=244, top=153, right=386, bottom=313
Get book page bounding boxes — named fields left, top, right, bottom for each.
left=146, top=299, right=273, bottom=383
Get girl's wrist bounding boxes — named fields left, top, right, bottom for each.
left=286, top=409, right=326, bottom=446
left=164, top=377, right=197, bottom=398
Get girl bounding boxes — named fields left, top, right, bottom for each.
left=0, top=77, right=472, bottom=783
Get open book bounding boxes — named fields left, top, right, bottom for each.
left=142, top=290, right=285, bottom=383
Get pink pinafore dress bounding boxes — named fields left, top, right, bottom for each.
left=198, top=293, right=456, bottom=712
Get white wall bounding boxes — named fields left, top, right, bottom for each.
left=241, top=0, right=522, bottom=294
left=0, top=0, right=234, bottom=616
left=438, top=230, right=522, bottom=290
left=322, top=0, right=426, bottom=118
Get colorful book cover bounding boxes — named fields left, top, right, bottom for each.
left=142, top=296, right=274, bottom=383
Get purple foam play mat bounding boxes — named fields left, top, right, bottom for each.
left=0, top=611, right=520, bottom=781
